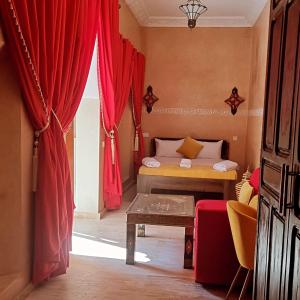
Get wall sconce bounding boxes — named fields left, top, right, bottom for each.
left=224, top=87, right=245, bottom=115
left=143, top=85, right=159, bottom=113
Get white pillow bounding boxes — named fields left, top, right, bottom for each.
left=197, top=140, right=223, bottom=159
left=155, top=139, right=184, bottom=158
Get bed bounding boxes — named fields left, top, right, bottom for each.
left=137, top=138, right=237, bottom=199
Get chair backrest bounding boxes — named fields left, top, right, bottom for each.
left=249, top=195, right=258, bottom=209
left=227, top=201, right=257, bottom=270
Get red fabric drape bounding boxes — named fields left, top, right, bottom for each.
left=98, top=0, right=136, bottom=209
left=132, top=53, right=146, bottom=173
left=0, top=0, right=99, bottom=284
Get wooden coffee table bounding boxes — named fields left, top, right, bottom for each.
left=126, top=193, right=195, bottom=269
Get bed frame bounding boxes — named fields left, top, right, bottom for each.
left=137, top=138, right=232, bottom=199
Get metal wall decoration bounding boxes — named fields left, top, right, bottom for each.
left=179, top=0, right=208, bottom=29
left=143, top=86, right=159, bottom=113
left=224, top=87, right=245, bottom=115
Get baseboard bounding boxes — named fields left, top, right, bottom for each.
left=15, top=283, right=34, bottom=300
left=122, top=178, right=136, bottom=193
left=99, top=208, right=106, bottom=219
left=0, top=274, right=33, bottom=300
left=74, top=211, right=100, bottom=219
left=122, top=181, right=137, bottom=203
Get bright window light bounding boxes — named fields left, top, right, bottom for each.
left=71, top=235, right=151, bottom=263
left=73, top=231, right=96, bottom=239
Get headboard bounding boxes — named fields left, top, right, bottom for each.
left=150, top=138, right=229, bottom=160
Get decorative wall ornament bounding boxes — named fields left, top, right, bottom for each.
left=142, top=106, right=263, bottom=117
left=143, top=85, right=159, bottom=113
left=224, top=87, right=245, bottom=115
left=179, top=0, right=208, bottom=29
left=143, top=107, right=246, bottom=116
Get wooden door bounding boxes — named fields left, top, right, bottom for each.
left=283, top=4, right=300, bottom=295
left=254, top=0, right=300, bottom=299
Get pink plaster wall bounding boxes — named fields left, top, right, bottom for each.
left=142, top=27, right=253, bottom=173
left=245, top=3, right=270, bottom=170
left=0, top=46, right=33, bottom=299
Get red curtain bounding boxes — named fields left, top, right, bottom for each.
left=98, top=0, right=136, bottom=210
left=132, top=53, right=146, bottom=173
left=0, top=0, right=99, bottom=284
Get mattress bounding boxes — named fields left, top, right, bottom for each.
left=139, top=157, right=237, bottom=181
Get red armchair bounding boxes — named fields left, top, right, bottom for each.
left=194, top=168, right=260, bottom=285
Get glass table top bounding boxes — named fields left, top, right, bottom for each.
left=127, top=193, right=195, bottom=217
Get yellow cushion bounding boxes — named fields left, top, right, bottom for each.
left=235, top=169, right=251, bottom=199
left=238, top=181, right=254, bottom=204
left=249, top=195, right=258, bottom=209
left=176, top=137, right=203, bottom=159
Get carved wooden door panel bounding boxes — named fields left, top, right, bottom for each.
left=254, top=0, right=300, bottom=299
left=283, top=1, right=300, bottom=296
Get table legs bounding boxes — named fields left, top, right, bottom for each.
left=184, top=226, right=194, bottom=269
left=223, top=180, right=230, bottom=199
left=137, top=224, right=145, bottom=237
left=126, top=224, right=136, bottom=265
left=126, top=223, right=194, bottom=269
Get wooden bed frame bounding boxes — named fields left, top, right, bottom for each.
left=137, top=138, right=233, bottom=199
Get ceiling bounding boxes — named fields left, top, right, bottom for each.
left=125, top=0, right=268, bottom=27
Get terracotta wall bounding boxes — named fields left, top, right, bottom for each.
left=0, top=45, right=33, bottom=299
left=118, top=0, right=143, bottom=183
left=245, top=3, right=270, bottom=170
left=142, top=27, right=253, bottom=173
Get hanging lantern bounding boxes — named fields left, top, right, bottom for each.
left=179, top=0, right=208, bottom=29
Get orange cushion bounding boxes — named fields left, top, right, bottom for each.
left=176, top=137, right=203, bottom=159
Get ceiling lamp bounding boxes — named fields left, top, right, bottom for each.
left=179, top=0, right=207, bottom=29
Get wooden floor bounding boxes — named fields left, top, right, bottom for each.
left=26, top=195, right=247, bottom=300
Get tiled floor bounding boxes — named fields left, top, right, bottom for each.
left=25, top=198, right=245, bottom=300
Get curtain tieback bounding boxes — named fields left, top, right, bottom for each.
left=32, top=110, right=63, bottom=192
left=32, top=117, right=50, bottom=192
left=134, top=124, right=141, bottom=151
left=51, top=109, right=63, bottom=132
left=109, top=129, right=115, bottom=165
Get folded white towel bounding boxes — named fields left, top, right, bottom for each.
left=142, top=157, right=161, bottom=168
left=180, top=158, right=192, bottom=168
left=213, top=160, right=238, bottom=172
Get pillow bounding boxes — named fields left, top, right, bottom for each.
left=235, top=168, right=252, bottom=199
left=249, top=195, right=258, bottom=209
left=155, top=138, right=184, bottom=158
left=176, top=137, right=204, bottom=159
left=197, top=140, right=223, bottom=159
left=238, top=181, right=254, bottom=204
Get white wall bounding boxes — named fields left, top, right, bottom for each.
left=75, top=43, right=100, bottom=214
left=83, top=44, right=98, bottom=100
left=75, top=98, right=100, bottom=214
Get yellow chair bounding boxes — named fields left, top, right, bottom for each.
left=226, top=201, right=257, bottom=300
